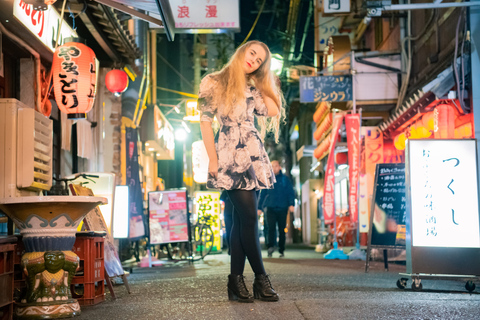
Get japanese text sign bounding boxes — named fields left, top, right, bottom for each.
left=299, top=75, right=352, bottom=103
left=407, top=140, right=480, bottom=248
left=194, top=191, right=221, bottom=252
left=170, top=0, right=240, bottom=31
left=13, top=0, right=77, bottom=52
left=323, top=113, right=345, bottom=224
left=345, top=114, right=360, bottom=222
left=148, top=190, right=189, bottom=244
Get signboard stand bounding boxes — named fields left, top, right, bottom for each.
left=396, top=139, right=480, bottom=291
left=365, top=163, right=406, bottom=272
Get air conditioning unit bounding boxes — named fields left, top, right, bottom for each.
left=0, top=99, right=53, bottom=198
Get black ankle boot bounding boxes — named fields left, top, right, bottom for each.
left=253, top=274, right=279, bottom=301
left=227, top=274, right=253, bottom=303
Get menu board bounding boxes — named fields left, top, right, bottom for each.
left=370, top=163, right=406, bottom=247
left=148, top=190, right=189, bottom=244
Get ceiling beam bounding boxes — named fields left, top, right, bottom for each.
left=94, top=0, right=165, bottom=28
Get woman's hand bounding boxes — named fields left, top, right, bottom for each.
left=208, top=158, right=218, bottom=180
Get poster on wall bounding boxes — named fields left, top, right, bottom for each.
left=194, top=191, right=221, bottom=252
left=407, top=139, right=480, bottom=248
left=148, top=190, right=189, bottom=244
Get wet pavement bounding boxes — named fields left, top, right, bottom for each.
left=77, top=246, right=480, bottom=319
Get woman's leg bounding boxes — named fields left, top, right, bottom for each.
left=227, top=189, right=266, bottom=275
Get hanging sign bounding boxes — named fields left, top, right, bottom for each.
left=323, top=113, right=345, bottom=224
left=299, top=75, right=352, bottom=103
left=13, top=0, right=77, bottom=52
left=323, top=0, right=351, bottom=14
left=165, top=0, right=240, bottom=32
left=345, top=114, right=360, bottom=223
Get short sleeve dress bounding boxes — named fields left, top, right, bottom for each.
left=198, top=75, right=276, bottom=191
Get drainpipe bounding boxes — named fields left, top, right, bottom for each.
left=0, top=22, right=41, bottom=112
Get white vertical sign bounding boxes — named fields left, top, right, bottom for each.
left=408, top=140, right=480, bottom=248
left=323, top=0, right=351, bottom=13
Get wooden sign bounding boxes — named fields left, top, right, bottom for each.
left=299, top=75, right=352, bottom=103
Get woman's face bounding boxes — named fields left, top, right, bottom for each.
left=243, top=43, right=267, bottom=75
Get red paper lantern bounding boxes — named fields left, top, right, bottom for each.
left=335, top=152, right=348, bottom=165
left=434, top=104, right=455, bottom=139
left=105, top=69, right=129, bottom=95
left=52, top=38, right=97, bottom=119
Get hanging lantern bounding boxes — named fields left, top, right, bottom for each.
left=52, top=38, right=97, bottom=119
left=422, top=112, right=435, bottom=131
left=434, top=104, right=455, bottom=139
left=415, top=123, right=431, bottom=139
left=105, top=69, right=129, bottom=95
left=335, top=152, right=348, bottom=165
left=394, top=132, right=406, bottom=150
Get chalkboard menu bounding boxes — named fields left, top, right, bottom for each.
left=369, top=163, right=406, bottom=247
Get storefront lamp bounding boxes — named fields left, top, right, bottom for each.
left=23, top=0, right=57, bottom=11
left=52, top=38, right=97, bottom=119
left=105, top=69, right=129, bottom=95
left=175, top=128, right=187, bottom=141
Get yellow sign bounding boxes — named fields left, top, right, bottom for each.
left=194, top=191, right=221, bottom=252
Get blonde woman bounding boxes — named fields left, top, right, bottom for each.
left=199, top=40, right=285, bottom=303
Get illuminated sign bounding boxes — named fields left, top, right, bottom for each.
left=148, top=190, right=189, bottom=244
left=183, top=100, right=200, bottom=122
left=408, top=140, right=480, bottom=248
left=113, top=185, right=129, bottom=238
left=169, top=0, right=239, bottom=31
left=13, top=0, right=77, bottom=52
left=194, top=191, right=221, bottom=252
left=192, top=140, right=208, bottom=184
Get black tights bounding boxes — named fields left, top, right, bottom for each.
left=226, top=189, right=266, bottom=276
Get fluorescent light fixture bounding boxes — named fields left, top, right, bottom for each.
left=181, top=120, right=191, bottom=133
left=271, top=53, right=284, bottom=76
left=148, top=148, right=155, bottom=151
left=113, top=185, right=129, bottom=238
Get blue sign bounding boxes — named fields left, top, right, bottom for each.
left=299, top=75, right=352, bottom=103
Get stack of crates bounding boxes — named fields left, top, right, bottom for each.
left=71, top=232, right=106, bottom=306
left=0, top=236, right=17, bottom=320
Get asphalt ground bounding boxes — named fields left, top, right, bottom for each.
left=77, top=246, right=480, bottom=320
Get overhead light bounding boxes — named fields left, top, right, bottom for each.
left=338, top=164, right=348, bottom=170
left=175, top=128, right=187, bottom=141
left=148, top=148, right=154, bottom=151
left=181, top=120, right=191, bottom=133
left=145, top=142, right=150, bottom=146
left=271, top=53, right=284, bottom=76
left=174, top=105, right=180, bottom=113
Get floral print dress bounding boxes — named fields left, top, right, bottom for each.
left=198, top=75, right=276, bottom=190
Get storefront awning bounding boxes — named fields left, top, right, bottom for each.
left=94, top=0, right=175, bottom=41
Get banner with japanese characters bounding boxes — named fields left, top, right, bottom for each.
left=323, top=113, right=345, bottom=224
left=407, top=140, right=480, bottom=248
left=169, top=0, right=240, bottom=31
left=148, top=190, right=189, bottom=244
left=345, top=114, right=360, bottom=223
left=194, top=191, right=222, bottom=252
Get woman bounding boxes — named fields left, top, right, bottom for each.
left=199, top=40, right=285, bottom=303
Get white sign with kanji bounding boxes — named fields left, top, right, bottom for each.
left=408, top=139, right=480, bottom=248
left=170, top=0, right=240, bottom=30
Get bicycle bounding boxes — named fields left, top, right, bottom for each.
left=164, top=213, right=214, bottom=262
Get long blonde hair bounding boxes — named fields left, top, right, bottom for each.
left=205, top=40, right=285, bottom=142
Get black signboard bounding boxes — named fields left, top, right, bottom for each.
left=299, top=75, right=353, bottom=103
left=365, top=163, right=406, bottom=272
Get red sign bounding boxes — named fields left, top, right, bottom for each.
left=345, top=114, right=360, bottom=223
left=323, top=113, right=345, bottom=224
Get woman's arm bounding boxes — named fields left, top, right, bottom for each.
left=200, top=121, right=218, bottom=179
left=263, top=94, right=280, bottom=117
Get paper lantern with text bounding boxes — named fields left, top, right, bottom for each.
left=335, top=152, right=348, bottom=165
left=52, top=38, right=97, bottom=119
left=106, top=69, right=129, bottom=95
left=434, top=104, right=455, bottom=139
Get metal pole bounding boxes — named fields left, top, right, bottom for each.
left=352, top=50, right=356, bottom=114
left=356, top=108, right=362, bottom=250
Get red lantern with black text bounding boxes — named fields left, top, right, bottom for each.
left=52, top=38, right=97, bottom=119
left=105, top=69, right=129, bottom=95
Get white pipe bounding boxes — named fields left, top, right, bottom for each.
left=0, top=22, right=41, bottom=112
